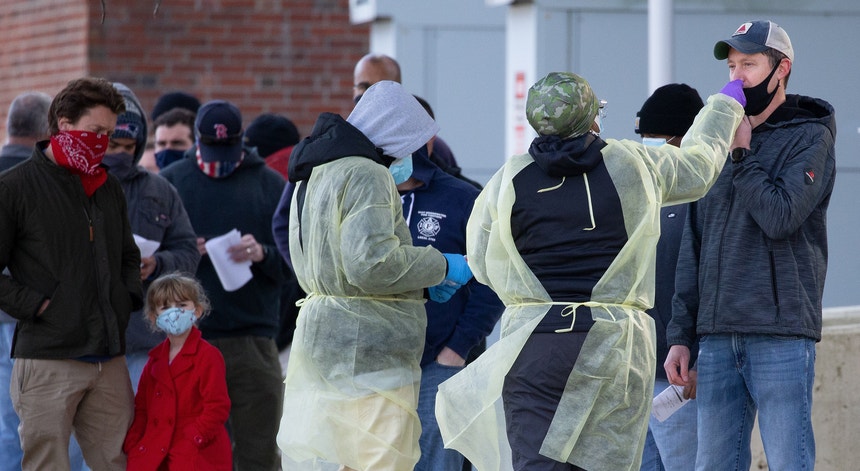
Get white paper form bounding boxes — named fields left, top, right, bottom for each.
left=651, top=383, right=691, bottom=422
left=204, top=229, right=253, bottom=292
left=133, top=234, right=161, bottom=258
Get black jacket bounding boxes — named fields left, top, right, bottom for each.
left=160, top=147, right=287, bottom=339
left=288, top=112, right=389, bottom=183
left=513, top=133, right=623, bottom=332
left=0, top=145, right=143, bottom=358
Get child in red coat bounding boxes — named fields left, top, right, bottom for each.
left=123, top=273, right=232, bottom=470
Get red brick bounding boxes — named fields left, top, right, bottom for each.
left=0, top=0, right=368, bottom=141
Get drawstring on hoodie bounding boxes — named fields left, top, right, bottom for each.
left=537, top=174, right=596, bottom=231
left=400, top=192, right=415, bottom=227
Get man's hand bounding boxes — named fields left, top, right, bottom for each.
left=228, top=233, right=265, bottom=264
left=664, top=345, right=691, bottom=387
left=731, top=115, right=752, bottom=151
left=436, top=346, right=466, bottom=367
left=37, top=299, right=50, bottom=316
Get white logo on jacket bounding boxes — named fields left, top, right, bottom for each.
left=415, top=210, right=445, bottom=241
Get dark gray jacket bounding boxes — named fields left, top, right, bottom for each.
left=118, top=165, right=200, bottom=352
left=667, top=95, right=836, bottom=346
left=112, top=83, right=201, bottom=353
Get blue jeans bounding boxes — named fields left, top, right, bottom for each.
left=640, top=378, right=697, bottom=471
left=415, top=361, right=466, bottom=471
left=0, top=322, right=21, bottom=471
left=125, top=351, right=150, bottom=393
left=68, top=439, right=88, bottom=471
left=695, top=334, right=815, bottom=471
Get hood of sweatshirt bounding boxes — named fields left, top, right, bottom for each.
left=347, top=80, right=439, bottom=159
left=112, top=82, right=148, bottom=164
left=528, top=132, right=607, bottom=178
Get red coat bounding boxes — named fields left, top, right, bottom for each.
left=124, top=327, right=232, bottom=470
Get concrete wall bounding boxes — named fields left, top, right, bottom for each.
left=750, top=305, right=860, bottom=469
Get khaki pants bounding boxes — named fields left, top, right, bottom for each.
left=11, top=357, right=134, bottom=471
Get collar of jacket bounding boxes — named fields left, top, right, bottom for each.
left=288, top=112, right=389, bottom=183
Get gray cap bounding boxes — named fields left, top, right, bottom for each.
left=714, top=20, right=794, bottom=62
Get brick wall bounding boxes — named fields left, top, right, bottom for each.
left=0, top=0, right=369, bottom=142
left=0, top=0, right=90, bottom=143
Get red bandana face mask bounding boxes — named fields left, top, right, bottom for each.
left=50, top=130, right=109, bottom=197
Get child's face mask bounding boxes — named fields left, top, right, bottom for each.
left=156, top=307, right=196, bottom=336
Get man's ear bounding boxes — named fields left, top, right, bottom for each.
left=57, top=117, right=73, bottom=132
left=778, top=58, right=792, bottom=83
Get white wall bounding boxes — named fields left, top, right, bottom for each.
left=355, top=0, right=860, bottom=309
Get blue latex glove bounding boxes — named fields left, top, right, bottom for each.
left=720, top=79, right=746, bottom=107
left=442, top=253, right=473, bottom=286
left=428, top=282, right=460, bottom=303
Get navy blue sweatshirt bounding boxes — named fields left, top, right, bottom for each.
left=402, top=148, right=503, bottom=366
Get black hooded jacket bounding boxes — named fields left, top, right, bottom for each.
left=513, top=133, right=628, bottom=332
left=288, top=112, right=390, bottom=184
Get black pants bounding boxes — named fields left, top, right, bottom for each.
left=502, top=331, right=589, bottom=471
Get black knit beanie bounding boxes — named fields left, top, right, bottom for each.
left=151, top=91, right=201, bottom=122
left=243, top=113, right=300, bottom=158
left=635, top=83, right=704, bottom=136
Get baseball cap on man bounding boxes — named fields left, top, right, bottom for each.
left=714, top=20, right=794, bottom=62
left=195, top=100, right=244, bottom=163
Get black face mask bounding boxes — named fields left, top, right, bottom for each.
left=743, top=62, right=781, bottom=116
left=155, top=148, right=186, bottom=169
left=102, top=152, right=136, bottom=181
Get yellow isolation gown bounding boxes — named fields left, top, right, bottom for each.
left=279, top=157, right=447, bottom=471
left=436, top=94, right=744, bottom=471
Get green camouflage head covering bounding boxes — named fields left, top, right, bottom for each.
left=526, top=72, right=599, bottom=139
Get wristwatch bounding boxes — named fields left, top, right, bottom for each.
left=731, top=147, right=750, bottom=163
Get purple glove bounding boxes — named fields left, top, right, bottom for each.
left=720, top=79, right=746, bottom=107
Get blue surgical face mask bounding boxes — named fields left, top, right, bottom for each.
left=642, top=137, right=667, bottom=147
left=388, top=155, right=413, bottom=185
left=156, top=307, right=196, bottom=336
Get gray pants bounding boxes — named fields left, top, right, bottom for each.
left=209, top=336, right=284, bottom=471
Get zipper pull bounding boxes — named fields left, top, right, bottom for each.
left=89, top=224, right=94, bottom=242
